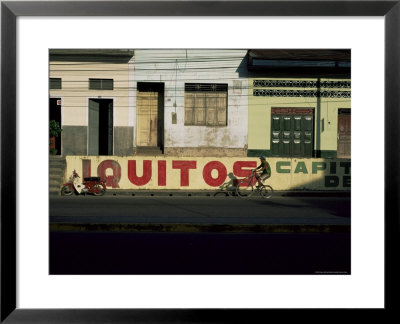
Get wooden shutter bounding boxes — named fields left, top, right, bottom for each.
left=271, top=116, right=281, bottom=155
left=303, top=116, right=313, bottom=157
left=216, top=92, right=227, bottom=126
left=206, top=93, right=217, bottom=125
left=194, top=92, right=206, bottom=125
left=184, top=84, right=227, bottom=126
left=184, top=92, right=195, bottom=125
left=137, top=91, right=158, bottom=146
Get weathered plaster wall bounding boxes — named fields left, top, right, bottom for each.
left=133, top=50, right=249, bottom=153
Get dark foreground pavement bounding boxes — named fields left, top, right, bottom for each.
left=50, top=231, right=350, bottom=275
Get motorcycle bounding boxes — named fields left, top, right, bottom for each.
left=61, top=170, right=106, bottom=196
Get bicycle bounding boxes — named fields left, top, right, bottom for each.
left=235, top=169, right=273, bottom=199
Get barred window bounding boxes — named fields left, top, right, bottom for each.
left=184, top=83, right=228, bottom=126
left=89, top=78, right=114, bottom=90
left=50, top=78, right=62, bottom=90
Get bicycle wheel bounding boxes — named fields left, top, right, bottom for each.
left=260, top=185, right=273, bottom=199
left=236, top=179, right=254, bottom=198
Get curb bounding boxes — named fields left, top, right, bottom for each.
left=50, top=223, right=350, bottom=233
left=51, top=190, right=350, bottom=198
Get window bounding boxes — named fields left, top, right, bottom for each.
left=184, top=83, right=228, bottom=126
left=50, top=78, right=62, bottom=90
left=270, top=108, right=314, bottom=157
left=89, top=78, right=114, bottom=90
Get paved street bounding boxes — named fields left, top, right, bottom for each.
left=50, top=195, right=350, bottom=226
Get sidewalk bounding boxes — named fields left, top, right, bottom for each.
left=50, top=188, right=350, bottom=197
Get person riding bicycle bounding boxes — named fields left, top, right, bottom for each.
left=254, top=156, right=271, bottom=188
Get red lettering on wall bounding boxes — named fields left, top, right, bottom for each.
left=97, top=160, right=121, bottom=188
left=203, top=161, right=227, bottom=187
left=158, top=160, right=166, bottom=186
left=128, top=160, right=152, bottom=186
left=82, top=159, right=91, bottom=179
left=233, top=161, right=257, bottom=186
left=172, top=161, right=197, bottom=186
left=233, top=161, right=257, bottom=177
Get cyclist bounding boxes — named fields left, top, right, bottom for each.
left=254, top=156, right=271, bottom=188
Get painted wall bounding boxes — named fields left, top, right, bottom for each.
left=49, top=57, right=134, bottom=155
left=65, top=156, right=351, bottom=191
left=133, top=50, right=249, bottom=153
left=248, top=77, right=351, bottom=156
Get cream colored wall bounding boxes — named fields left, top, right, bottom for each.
left=49, top=60, right=132, bottom=126
left=248, top=78, right=351, bottom=151
left=65, top=156, right=351, bottom=191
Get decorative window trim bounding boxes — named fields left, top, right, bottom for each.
left=253, top=80, right=351, bottom=88
left=253, top=89, right=351, bottom=98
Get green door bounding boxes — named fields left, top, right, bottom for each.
left=88, top=99, right=113, bottom=156
left=106, top=102, right=113, bottom=156
left=88, top=99, right=100, bottom=155
left=271, top=108, right=314, bottom=157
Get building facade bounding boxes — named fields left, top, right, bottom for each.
left=246, top=50, right=351, bottom=160
left=132, top=49, right=248, bottom=156
left=49, top=49, right=135, bottom=156
left=50, top=49, right=351, bottom=191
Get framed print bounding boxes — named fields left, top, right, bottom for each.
left=1, top=0, right=398, bottom=322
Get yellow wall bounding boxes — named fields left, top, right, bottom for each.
left=248, top=78, right=351, bottom=152
left=65, top=156, right=351, bottom=191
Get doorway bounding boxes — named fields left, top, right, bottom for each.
left=49, top=98, right=62, bottom=155
left=136, top=83, right=164, bottom=150
left=88, top=99, right=113, bottom=156
left=337, top=108, right=351, bottom=158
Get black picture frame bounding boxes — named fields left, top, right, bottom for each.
left=1, top=0, right=398, bottom=322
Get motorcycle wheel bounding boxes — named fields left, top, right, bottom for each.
left=93, top=184, right=106, bottom=196
left=61, top=185, right=73, bottom=196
